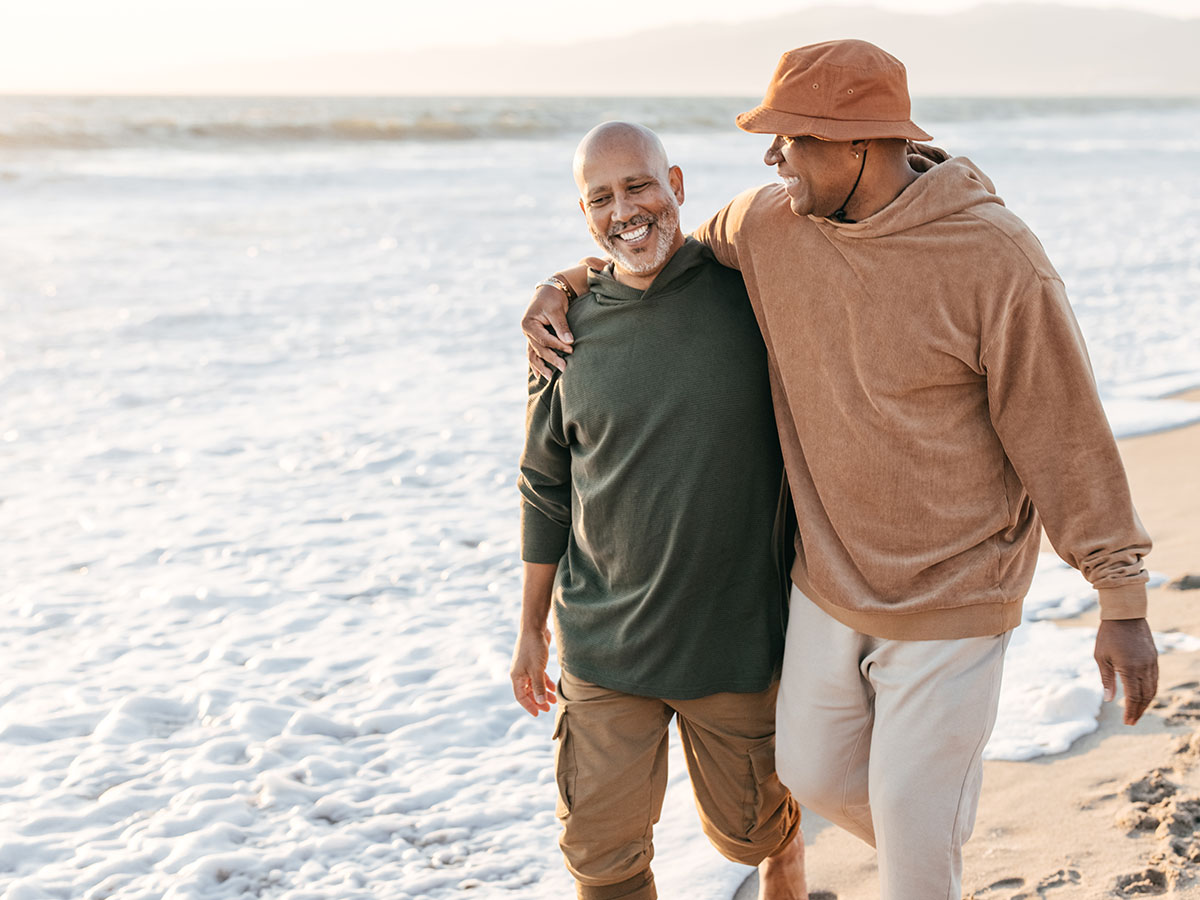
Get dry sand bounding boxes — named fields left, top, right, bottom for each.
left=738, top=391, right=1200, bottom=900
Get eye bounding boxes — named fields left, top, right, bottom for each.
left=628, top=182, right=649, bottom=192
left=588, top=195, right=611, bottom=207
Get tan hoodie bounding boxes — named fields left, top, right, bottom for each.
left=694, top=157, right=1150, bottom=640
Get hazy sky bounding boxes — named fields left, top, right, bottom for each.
left=2, top=0, right=1197, bottom=92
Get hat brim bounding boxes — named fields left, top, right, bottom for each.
left=736, top=105, right=933, bottom=143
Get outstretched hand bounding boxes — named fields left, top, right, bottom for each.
left=1095, top=617, right=1159, bottom=725
left=510, top=627, right=557, bottom=717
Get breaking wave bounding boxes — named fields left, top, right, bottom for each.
left=1, top=95, right=1196, bottom=151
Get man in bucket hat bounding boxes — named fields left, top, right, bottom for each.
left=521, top=39, right=1158, bottom=900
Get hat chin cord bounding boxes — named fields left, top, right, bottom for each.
left=830, top=148, right=868, bottom=223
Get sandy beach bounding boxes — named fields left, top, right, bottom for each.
left=738, top=391, right=1200, bottom=900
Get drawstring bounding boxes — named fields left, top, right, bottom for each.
left=830, top=148, right=868, bottom=223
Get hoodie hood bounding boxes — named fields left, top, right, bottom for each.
left=821, top=157, right=1003, bottom=239
left=587, top=237, right=713, bottom=303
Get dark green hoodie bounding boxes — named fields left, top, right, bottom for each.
left=518, top=238, right=787, bottom=699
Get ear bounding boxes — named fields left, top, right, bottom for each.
left=669, top=165, right=685, bottom=205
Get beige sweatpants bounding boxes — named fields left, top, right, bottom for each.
left=775, top=588, right=1010, bottom=900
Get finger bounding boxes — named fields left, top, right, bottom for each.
left=511, top=672, right=541, bottom=716
left=513, top=683, right=538, bottom=716
left=522, top=316, right=573, bottom=355
left=530, top=340, right=567, bottom=373
left=1096, top=656, right=1116, bottom=703
left=545, top=309, right=573, bottom=347
left=1124, top=680, right=1152, bottom=725
left=1122, top=662, right=1160, bottom=726
left=533, top=331, right=573, bottom=356
left=543, top=673, right=558, bottom=704
left=527, top=346, right=554, bottom=381
left=534, top=321, right=574, bottom=355
left=518, top=687, right=548, bottom=716
left=530, top=343, right=566, bottom=373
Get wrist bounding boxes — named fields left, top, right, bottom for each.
left=536, top=275, right=577, bottom=302
left=1097, top=583, right=1148, bottom=621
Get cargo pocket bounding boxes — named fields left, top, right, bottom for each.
left=745, top=736, right=779, bottom=835
left=552, top=701, right=576, bottom=819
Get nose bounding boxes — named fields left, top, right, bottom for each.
left=612, top=191, right=638, bottom=222
left=764, top=136, right=785, bottom=166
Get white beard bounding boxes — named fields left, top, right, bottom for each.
left=591, top=201, right=680, bottom=277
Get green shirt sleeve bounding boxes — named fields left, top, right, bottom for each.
left=518, top=369, right=571, bottom=564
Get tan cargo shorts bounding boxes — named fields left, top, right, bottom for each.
left=553, top=669, right=800, bottom=900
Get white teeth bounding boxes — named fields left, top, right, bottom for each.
left=615, top=224, right=650, bottom=242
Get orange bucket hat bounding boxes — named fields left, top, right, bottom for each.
left=737, top=39, right=932, bottom=142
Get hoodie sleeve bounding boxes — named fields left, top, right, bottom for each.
left=982, top=273, right=1151, bottom=619
left=518, top=369, right=572, bottom=565
left=691, top=189, right=763, bottom=271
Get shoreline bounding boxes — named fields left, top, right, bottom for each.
left=740, top=394, right=1200, bottom=899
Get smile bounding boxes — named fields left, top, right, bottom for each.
left=614, top=223, right=651, bottom=243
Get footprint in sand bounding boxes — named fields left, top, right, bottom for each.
left=1125, top=769, right=1178, bottom=806
left=966, top=876, right=1025, bottom=898
left=1115, top=868, right=1168, bottom=895
left=1115, top=745, right=1200, bottom=894
left=1035, top=868, right=1082, bottom=892
left=968, top=870, right=1081, bottom=899
left=1151, top=682, right=1200, bottom=727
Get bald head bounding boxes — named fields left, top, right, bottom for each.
left=573, top=121, right=670, bottom=192
left=571, top=121, right=686, bottom=289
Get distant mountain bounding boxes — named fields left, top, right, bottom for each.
left=145, top=3, right=1200, bottom=96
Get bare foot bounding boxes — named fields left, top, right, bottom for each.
left=758, top=830, right=808, bottom=900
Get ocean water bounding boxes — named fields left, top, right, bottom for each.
left=1, top=96, right=1198, bottom=898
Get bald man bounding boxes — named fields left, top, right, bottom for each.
left=511, top=122, right=806, bottom=900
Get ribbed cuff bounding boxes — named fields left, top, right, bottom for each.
left=1097, top=583, right=1149, bottom=620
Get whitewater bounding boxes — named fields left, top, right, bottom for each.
left=1, top=96, right=1198, bottom=898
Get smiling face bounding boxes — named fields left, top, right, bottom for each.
left=574, top=123, right=686, bottom=289
left=764, top=133, right=862, bottom=218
